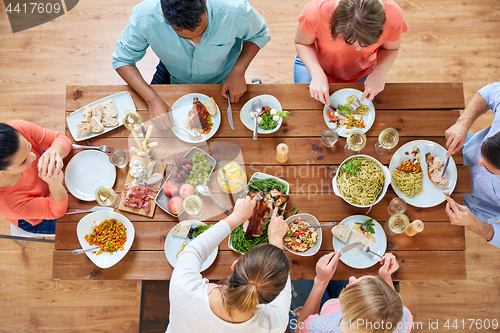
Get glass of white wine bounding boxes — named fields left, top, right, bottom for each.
left=385, top=213, right=410, bottom=235
left=122, top=110, right=143, bottom=130
left=95, top=186, right=118, bottom=207
left=183, top=195, right=205, bottom=219
left=344, top=129, right=367, bottom=156
left=375, top=127, right=399, bottom=155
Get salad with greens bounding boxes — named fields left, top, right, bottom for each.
left=249, top=106, right=290, bottom=130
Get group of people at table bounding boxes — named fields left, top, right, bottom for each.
left=0, top=0, right=499, bottom=332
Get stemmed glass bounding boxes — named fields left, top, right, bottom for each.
left=375, top=127, right=399, bottom=155
left=344, top=129, right=366, bottom=156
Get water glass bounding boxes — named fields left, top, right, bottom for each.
left=109, top=149, right=128, bottom=168
left=387, top=197, right=407, bottom=215
left=321, top=129, right=339, bottom=147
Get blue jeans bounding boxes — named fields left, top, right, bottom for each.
left=293, top=54, right=372, bottom=84
left=288, top=280, right=349, bottom=331
left=151, top=61, right=171, bottom=85
left=17, top=219, right=56, bottom=234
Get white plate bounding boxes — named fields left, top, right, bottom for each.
left=333, top=215, right=387, bottom=269
left=164, top=220, right=217, bottom=272
left=323, top=88, right=375, bottom=138
left=389, top=140, right=457, bottom=208
left=240, top=95, right=283, bottom=134
left=332, top=155, right=390, bottom=208
left=65, top=150, right=116, bottom=201
left=77, top=211, right=135, bottom=269
left=66, top=91, right=136, bottom=142
left=171, top=93, right=221, bottom=143
left=228, top=172, right=290, bottom=254
left=283, top=213, right=322, bottom=256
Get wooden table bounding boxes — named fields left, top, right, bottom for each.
left=54, top=83, right=470, bottom=281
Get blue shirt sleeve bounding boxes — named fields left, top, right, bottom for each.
left=112, top=7, right=150, bottom=70
left=487, top=223, right=500, bottom=248
left=239, top=1, right=271, bottom=49
left=477, top=81, right=500, bottom=114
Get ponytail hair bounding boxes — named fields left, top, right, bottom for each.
left=339, top=276, right=403, bottom=333
left=221, top=243, right=291, bottom=315
left=0, top=123, right=20, bottom=170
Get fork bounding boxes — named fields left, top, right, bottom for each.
left=72, top=144, right=113, bottom=153
left=348, top=100, right=361, bottom=113
left=441, top=182, right=451, bottom=196
left=174, top=126, right=201, bottom=141
left=358, top=244, right=383, bottom=259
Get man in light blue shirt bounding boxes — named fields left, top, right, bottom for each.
left=112, top=0, right=270, bottom=123
left=444, top=81, right=500, bottom=248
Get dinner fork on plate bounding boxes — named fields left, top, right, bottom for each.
left=348, top=100, right=361, bottom=113
left=174, top=125, right=201, bottom=141
left=72, top=144, right=113, bottom=153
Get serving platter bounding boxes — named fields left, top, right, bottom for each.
left=66, top=91, right=135, bottom=141
left=323, top=88, right=375, bottom=138
left=389, top=140, right=457, bottom=208
left=332, top=215, right=386, bottom=269
left=171, top=93, right=221, bottom=143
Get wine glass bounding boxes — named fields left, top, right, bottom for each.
left=385, top=213, right=410, bottom=235
left=122, top=110, right=143, bottom=130
left=344, top=129, right=367, bottom=156
left=375, top=127, right=399, bottom=155
left=183, top=195, right=205, bottom=219
left=321, top=129, right=339, bottom=147
left=95, top=186, right=118, bottom=208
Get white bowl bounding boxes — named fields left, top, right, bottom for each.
left=283, top=213, right=322, bottom=256
left=240, top=95, right=283, bottom=134
left=332, top=155, right=390, bottom=208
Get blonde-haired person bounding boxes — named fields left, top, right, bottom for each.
left=167, top=196, right=292, bottom=333
left=293, top=252, right=412, bottom=333
left=294, top=0, right=408, bottom=104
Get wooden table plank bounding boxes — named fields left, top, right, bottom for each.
left=65, top=109, right=461, bottom=138
left=55, top=221, right=465, bottom=251
left=66, top=83, right=465, bottom=112
left=52, top=250, right=466, bottom=281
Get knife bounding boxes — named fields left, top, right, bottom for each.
left=441, top=156, right=450, bottom=178
left=65, top=206, right=114, bottom=215
left=340, top=242, right=363, bottom=255
left=226, top=89, right=234, bottom=130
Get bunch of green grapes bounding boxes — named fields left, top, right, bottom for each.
left=185, top=152, right=212, bottom=187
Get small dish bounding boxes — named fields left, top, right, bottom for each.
left=240, top=95, right=283, bottom=134
left=76, top=211, right=135, bottom=269
left=283, top=213, right=322, bottom=256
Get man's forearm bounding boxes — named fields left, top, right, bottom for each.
left=231, top=41, right=260, bottom=75
left=455, top=92, right=489, bottom=130
left=116, top=65, right=162, bottom=105
left=469, top=219, right=495, bottom=242
left=295, top=43, right=325, bottom=78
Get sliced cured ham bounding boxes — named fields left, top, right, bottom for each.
left=122, top=184, right=157, bottom=211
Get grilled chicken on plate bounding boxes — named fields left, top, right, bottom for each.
left=185, top=97, right=212, bottom=134
left=243, top=190, right=289, bottom=239
left=425, top=153, right=449, bottom=185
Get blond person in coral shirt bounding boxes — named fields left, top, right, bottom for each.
left=0, top=120, right=72, bottom=234
left=294, top=0, right=408, bottom=104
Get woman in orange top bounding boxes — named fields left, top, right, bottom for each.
left=294, top=0, right=408, bottom=104
left=0, top=120, right=72, bottom=234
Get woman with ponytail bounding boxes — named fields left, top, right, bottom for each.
left=167, top=196, right=292, bottom=333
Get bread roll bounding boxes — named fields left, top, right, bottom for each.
left=81, top=106, right=92, bottom=123
left=102, top=116, right=119, bottom=127
left=102, top=99, right=118, bottom=118
left=76, top=123, right=91, bottom=136
left=203, top=97, right=218, bottom=116
left=90, top=116, right=104, bottom=133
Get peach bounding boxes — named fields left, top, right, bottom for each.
left=163, top=180, right=179, bottom=197
left=179, top=184, right=196, bottom=199
left=168, top=196, right=184, bottom=215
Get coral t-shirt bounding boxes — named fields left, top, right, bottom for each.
left=298, top=0, right=408, bottom=82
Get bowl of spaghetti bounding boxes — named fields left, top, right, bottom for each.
left=332, top=155, right=390, bottom=208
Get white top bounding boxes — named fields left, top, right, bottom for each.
left=167, top=220, right=292, bottom=333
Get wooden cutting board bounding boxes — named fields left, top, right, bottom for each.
left=118, top=156, right=165, bottom=217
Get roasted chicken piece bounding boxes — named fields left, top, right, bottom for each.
left=187, top=97, right=211, bottom=134
left=243, top=189, right=289, bottom=239
left=425, top=153, right=449, bottom=185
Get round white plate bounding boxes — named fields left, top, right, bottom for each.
left=389, top=140, right=457, bottom=208
left=65, top=150, right=116, bottom=201
left=333, top=215, right=387, bottom=269
left=323, top=88, right=375, bottom=138
left=171, top=93, right=221, bottom=143
left=164, top=220, right=217, bottom=272
left=240, top=95, right=283, bottom=134
left=76, top=211, right=135, bottom=269
left=283, top=213, right=322, bottom=256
